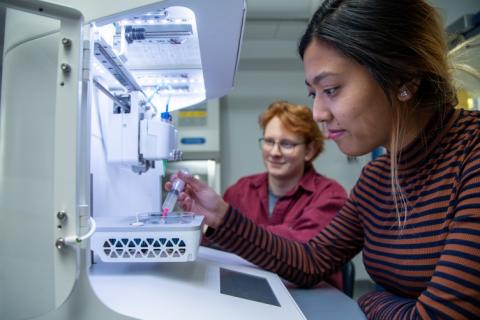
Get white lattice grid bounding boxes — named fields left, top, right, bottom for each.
left=92, top=230, right=201, bottom=262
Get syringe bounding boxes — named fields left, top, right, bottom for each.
left=161, top=178, right=185, bottom=218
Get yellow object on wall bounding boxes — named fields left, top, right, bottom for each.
left=456, top=88, right=478, bottom=110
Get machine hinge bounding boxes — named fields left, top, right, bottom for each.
left=82, top=40, right=91, bottom=81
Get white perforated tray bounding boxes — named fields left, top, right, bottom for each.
left=91, top=213, right=204, bottom=263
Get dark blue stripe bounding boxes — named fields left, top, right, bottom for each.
left=357, top=181, right=455, bottom=212
left=462, top=159, right=480, bottom=178
left=366, top=147, right=461, bottom=180
left=360, top=208, right=448, bottom=234
left=364, top=159, right=459, bottom=189
left=364, top=253, right=437, bottom=272
left=450, top=227, right=480, bottom=237
left=356, top=183, right=394, bottom=206
left=401, top=161, right=460, bottom=183
left=436, top=260, right=480, bottom=278
left=417, top=294, right=456, bottom=320
left=416, top=300, right=449, bottom=320
left=423, top=289, right=478, bottom=319
left=364, top=224, right=448, bottom=240
left=355, top=183, right=454, bottom=220
left=365, top=237, right=445, bottom=250
left=325, top=221, right=352, bottom=240
left=333, top=213, right=361, bottom=235
left=455, top=204, right=480, bottom=211
left=357, top=199, right=449, bottom=225
left=445, top=238, right=480, bottom=250
left=441, top=250, right=480, bottom=262
left=403, top=218, right=447, bottom=229
left=434, top=271, right=480, bottom=292
left=358, top=203, right=447, bottom=226
left=361, top=169, right=458, bottom=202
left=369, top=266, right=431, bottom=284
left=364, top=246, right=441, bottom=263
left=453, top=214, right=480, bottom=223
left=414, top=195, right=451, bottom=208
left=461, top=181, right=480, bottom=192
left=367, top=271, right=426, bottom=294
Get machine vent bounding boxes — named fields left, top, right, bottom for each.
left=99, top=237, right=188, bottom=261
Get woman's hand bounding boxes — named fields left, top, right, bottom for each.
left=165, top=171, right=229, bottom=228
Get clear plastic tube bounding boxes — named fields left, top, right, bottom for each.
left=161, top=178, right=185, bottom=217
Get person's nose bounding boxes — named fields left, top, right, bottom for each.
left=312, top=97, right=332, bottom=123
left=269, top=142, right=283, bottom=155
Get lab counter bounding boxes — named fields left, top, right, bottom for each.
left=290, top=286, right=367, bottom=320
left=89, top=246, right=366, bottom=320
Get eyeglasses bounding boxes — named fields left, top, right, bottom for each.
left=258, top=137, right=305, bottom=153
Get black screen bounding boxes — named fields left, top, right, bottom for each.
left=219, top=268, right=281, bottom=307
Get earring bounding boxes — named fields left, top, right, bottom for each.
left=400, top=89, right=410, bottom=99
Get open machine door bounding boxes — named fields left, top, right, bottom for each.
left=0, top=1, right=84, bottom=319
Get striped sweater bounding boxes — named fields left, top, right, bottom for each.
left=207, top=108, right=480, bottom=319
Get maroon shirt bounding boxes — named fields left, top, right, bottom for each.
left=223, top=165, right=347, bottom=289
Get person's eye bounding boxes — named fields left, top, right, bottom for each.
left=263, top=138, right=275, bottom=146
left=323, top=86, right=339, bottom=97
left=307, top=91, right=316, bottom=99
left=280, top=141, right=296, bottom=149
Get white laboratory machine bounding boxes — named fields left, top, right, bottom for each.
left=0, top=1, right=306, bottom=319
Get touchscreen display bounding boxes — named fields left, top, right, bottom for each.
left=219, top=268, right=281, bottom=307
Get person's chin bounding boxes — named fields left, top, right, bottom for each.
left=267, top=164, right=287, bottom=175
left=337, top=141, right=368, bottom=157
